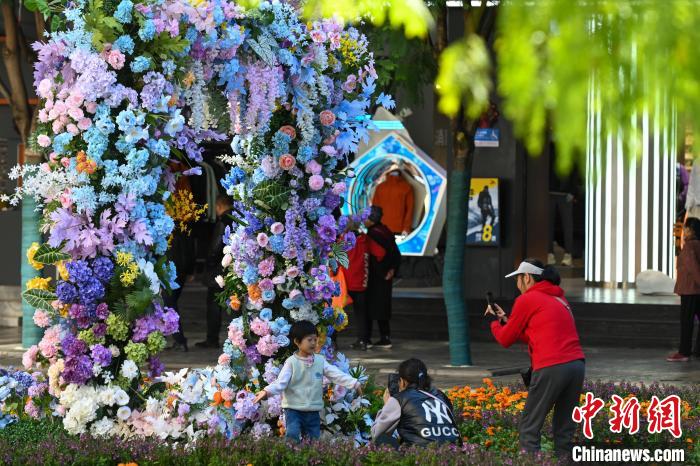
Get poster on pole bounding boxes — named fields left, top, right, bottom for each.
left=466, top=178, right=499, bottom=245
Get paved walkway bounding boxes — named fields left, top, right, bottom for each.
left=2, top=327, right=698, bottom=388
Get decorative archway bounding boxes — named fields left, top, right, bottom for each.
left=7, top=0, right=392, bottom=441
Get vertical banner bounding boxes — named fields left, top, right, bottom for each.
left=466, top=178, right=499, bottom=245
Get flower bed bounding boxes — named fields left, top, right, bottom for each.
left=0, top=420, right=559, bottom=466
left=447, top=379, right=699, bottom=462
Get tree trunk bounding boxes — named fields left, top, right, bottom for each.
left=1, top=0, right=32, bottom=143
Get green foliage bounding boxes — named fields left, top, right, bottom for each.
left=32, top=243, right=70, bottom=265
left=435, top=34, right=492, bottom=119
left=22, top=289, right=57, bottom=312
left=330, top=242, right=349, bottom=269
left=252, top=179, right=292, bottom=212
left=360, top=24, right=436, bottom=106
left=84, top=0, right=124, bottom=47
left=0, top=419, right=63, bottom=444
left=303, top=0, right=433, bottom=39
left=125, top=288, right=155, bottom=320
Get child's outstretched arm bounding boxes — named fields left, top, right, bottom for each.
left=253, top=358, right=293, bottom=403
left=323, top=360, right=363, bottom=395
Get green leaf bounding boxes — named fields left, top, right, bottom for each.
left=252, top=180, right=292, bottom=211
left=22, top=289, right=57, bottom=312
left=331, top=242, right=349, bottom=269
left=125, top=288, right=155, bottom=321
left=33, top=243, right=70, bottom=265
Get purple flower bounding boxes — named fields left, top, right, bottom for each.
left=91, top=257, right=114, bottom=283
left=160, top=308, right=179, bottom=335
left=91, top=344, right=112, bottom=366
left=132, top=315, right=157, bottom=342
left=62, top=355, right=93, bottom=385
left=61, top=334, right=88, bottom=357
left=77, top=276, right=105, bottom=304
left=243, top=345, right=262, bottom=365
left=95, top=302, right=109, bottom=320
left=147, top=356, right=164, bottom=377
left=28, top=382, right=47, bottom=398
left=92, top=322, right=107, bottom=338
left=65, top=260, right=93, bottom=283
left=56, top=281, right=78, bottom=303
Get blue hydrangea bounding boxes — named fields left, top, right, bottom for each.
left=164, top=109, right=184, bottom=136
left=126, top=148, right=150, bottom=170
left=83, top=127, right=109, bottom=159
left=147, top=139, right=170, bottom=158
left=296, top=144, right=315, bottom=164
left=114, top=0, right=133, bottom=24
left=242, top=265, right=259, bottom=285
left=162, top=60, right=176, bottom=76
left=130, top=56, right=151, bottom=73
left=138, top=19, right=156, bottom=41
left=71, top=186, right=98, bottom=213
left=221, top=167, right=246, bottom=193
left=268, top=234, right=284, bottom=254
left=113, top=35, right=135, bottom=54
left=52, top=132, right=74, bottom=155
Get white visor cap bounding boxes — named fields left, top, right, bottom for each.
left=505, top=261, right=544, bottom=278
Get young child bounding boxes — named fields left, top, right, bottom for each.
left=253, top=320, right=363, bottom=441
left=669, top=217, right=700, bottom=361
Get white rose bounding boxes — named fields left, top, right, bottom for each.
left=114, top=388, right=130, bottom=406
left=116, top=406, right=132, bottom=420
left=145, top=397, right=160, bottom=415
left=90, top=417, right=115, bottom=437
left=120, top=359, right=138, bottom=380
left=109, top=345, right=120, bottom=357
left=215, top=275, right=225, bottom=288
left=222, top=245, right=232, bottom=255
left=64, top=397, right=98, bottom=435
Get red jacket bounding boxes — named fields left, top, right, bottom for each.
left=343, top=234, right=385, bottom=292
left=490, top=281, right=585, bottom=371
left=675, top=239, right=700, bottom=295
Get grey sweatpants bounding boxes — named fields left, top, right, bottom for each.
left=519, top=359, right=585, bottom=456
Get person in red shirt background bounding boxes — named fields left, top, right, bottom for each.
left=342, top=221, right=386, bottom=351
left=485, top=258, right=585, bottom=460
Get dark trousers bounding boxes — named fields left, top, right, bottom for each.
left=367, top=319, right=391, bottom=341
left=519, top=359, right=585, bottom=457
left=349, top=290, right=369, bottom=342
left=679, top=295, right=700, bottom=356
left=206, top=287, right=222, bottom=344
left=549, top=193, right=574, bottom=254
left=163, top=286, right=186, bottom=344
left=284, top=409, right=320, bottom=442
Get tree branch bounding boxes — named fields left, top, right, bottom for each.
left=1, top=0, right=32, bottom=143
left=0, top=76, right=12, bottom=102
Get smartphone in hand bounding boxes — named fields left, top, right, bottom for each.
left=388, top=373, right=400, bottom=397
left=486, top=291, right=495, bottom=309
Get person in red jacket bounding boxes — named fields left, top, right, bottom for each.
left=668, top=217, right=700, bottom=362
left=485, top=258, right=585, bottom=459
left=343, top=227, right=386, bottom=351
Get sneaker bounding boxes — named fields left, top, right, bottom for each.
left=168, top=341, right=189, bottom=352
left=350, top=340, right=367, bottom=351
left=194, top=340, right=219, bottom=349
left=372, top=338, right=392, bottom=349
left=547, top=253, right=556, bottom=265
left=666, top=352, right=690, bottom=362
left=560, top=253, right=573, bottom=267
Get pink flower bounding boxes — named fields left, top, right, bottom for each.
left=77, top=118, right=92, bottom=131
left=308, top=174, right=324, bottom=191
left=22, top=345, right=39, bottom=370
left=310, top=30, right=326, bottom=43
left=25, top=399, right=40, bottom=419
left=33, top=310, right=50, bottom=328
left=107, top=50, right=125, bottom=70
left=278, top=154, right=296, bottom=170
left=342, top=74, right=357, bottom=93
left=257, top=233, right=269, bottom=247
left=221, top=254, right=233, bottom=267
left=272, top=275, right=286, bottom=285
left=221, top=387, right=235, bottom=402
left=60, top=158, right=70, bottom=168
left=68, top=106, right=84, bottom=120
left=85, top=102, right=98, bottom=113
left=305, top=160, right=322, bottom=175
left=270, top=222, right=284, bottom=235
left=37, top=134, right=51, bottom=147
left=51, top=120, right=64, bottom=134
left=332, top=182, right=346, bottom=195
left=250, top=317, right=271, bottom=337
left=257, top=256, right=275, bottom=277
left=38, top=326, right=60, bottom=358
left=67, top=92, right=84, bottom=107
left=286, top=266, right=299, bottom=278
left=66, top=123, right=79, bottom=135
left=218, top=353, right=231, bottom=365
left=279, top=125, right=296, bottom=139
left=37, top=79, right=53, bottom=99
left=59, top=190, right=72, bottom=209
left=228, top=325, right=247, bottom=350
left=319, top=110, right=336, bottom=126
left=40, top=163, right=51, bottom=173
left=256, top=334, right=279, bottom=357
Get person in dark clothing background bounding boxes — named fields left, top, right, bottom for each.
left=477, top=186, right=495, bottom=229
left=196, top=194, right=234, bottom=349
left=164, top=229, right=195, bottom=351
left=548, top=149, right=582, bottom=267
left=365, top=206, right=401, bottom=348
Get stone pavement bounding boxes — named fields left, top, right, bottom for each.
left=2, top=326, right=699, bottom=389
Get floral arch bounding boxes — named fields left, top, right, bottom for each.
left=6, top=0, right=393, bottom=440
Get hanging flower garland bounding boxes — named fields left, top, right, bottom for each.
left=1, top=0, right=393, bottom=441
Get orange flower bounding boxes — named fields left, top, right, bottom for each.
left=486, top=426, right=495, bottom=436
left=117, top=463, right=138, bottom=466
left=484, top=440, right=493, bottom=448
left=212, top=391, right=223, bottom=406
left=247, top=284, right=262, bottom=302
left=229, top=295, right=241, bottom=311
